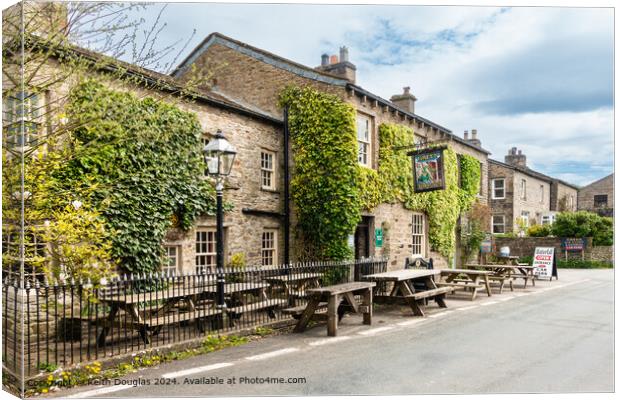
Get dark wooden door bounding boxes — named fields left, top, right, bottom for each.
left=354, top=217, right=372, bottom=259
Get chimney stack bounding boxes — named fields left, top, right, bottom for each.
left=505, top=147, right=527, bottom=168
left=464, top=128, right=481, bottom=147
left=339, top=46, right=349, bottom=62
left=390, top=86, right=418, bottom=114
left=321, top=53, right=329, bottom=66
left=315, top=47, right=357, bottom=83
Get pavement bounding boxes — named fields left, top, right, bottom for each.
left=50, top=269, right=614, bottom=397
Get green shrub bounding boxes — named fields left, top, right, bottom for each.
left=551, top=211, right=613, bottom=245
left=527, top=224, right=551, bottom=237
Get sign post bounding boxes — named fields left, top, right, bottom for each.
left=533, top=247, right=558, bottom=281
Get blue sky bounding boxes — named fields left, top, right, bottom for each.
left=120, top=2, right=613, bottom=186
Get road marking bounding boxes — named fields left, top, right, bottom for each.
left=246, top=347, right=299, bottom=360
left=457, top=305, right=479, bottom=311
left=64, top=385, right=133, bottom=398
left=358, top=326, right=394, bottom=336
left=161, top=362, right=234, bottom=379
left=397, top=319, right=424, bottom=326
left=309, top=336, right=352, bottom=346
left=428, top=311, right=452, bottom=318
left=480, top=301, right=498, bottom=306
left=497, top=296, right=514, bottom=301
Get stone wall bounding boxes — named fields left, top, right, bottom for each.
left=551, top=181, right=578, bottom=212
left=493, top=236, right=613, bottom=263
left=512, top=170, right=552, bottom=227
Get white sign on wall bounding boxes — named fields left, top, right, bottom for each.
left=533, top=247, right=555, bottom=279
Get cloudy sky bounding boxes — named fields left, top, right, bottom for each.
left=125, top=2, right=613, bottom=186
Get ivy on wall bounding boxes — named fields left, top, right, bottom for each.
left=279, top=86, right=481, bottom=262
left=48, top=80, right=216, bottom=273
left=279, top=86, right=362, bottom=260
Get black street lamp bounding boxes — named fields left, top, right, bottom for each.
left=203, top=129, right=237, bottom=312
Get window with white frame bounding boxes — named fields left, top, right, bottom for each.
left=492, top=215, right=505, bottom=234
left=260, top=150, right=276, bottom=190
left=196, top=229, right=217, bottom=273
left=520, top=211, right=530, bottom=227
left=162, top=245, right=181, bottom=274
left=3, top=91, right=41, bottom=149
left=541, top=214, right=556, bottom=225
left=356, top=113, right=372, bottom=167
left=569, top=195, right=575, bottom=210
left=261, top=229, right=277, bottom=266
left=412, top=213, right=425, bottom=256
left=540, top=185, right=544, bottom=203
left=520, top=179, right=527, bottom=200
left=492, top=178, right=505, bottom=199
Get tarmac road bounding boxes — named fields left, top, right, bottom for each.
left=54, top=269, right=613, bottom=397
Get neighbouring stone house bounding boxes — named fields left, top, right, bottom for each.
left=171, top=32, right=491, bottom=269
left=578, top=173, right=614, bottom=217
left=488, top=147, right=579, bottom=235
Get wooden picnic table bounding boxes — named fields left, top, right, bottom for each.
left=202, top=282, right=287, bottom=321
left=293, top=281, right=375, bottom=337
left=496, top=255, right=521, bottom=265
left=363, top=269, right=451, bottom=317
left=466, top=264, right=536, bottom=289
left=263, top=272, right=323, bottom=306
left=437, top=269, right=493, bottom=301
left=97, top=285, right=220, bottom=346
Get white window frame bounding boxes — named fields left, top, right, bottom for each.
left=260, top=150, right=276, bottom=190
left=541, top=214, right=556, bottom=225
left=520, top=179, right=527, bottom=200
left=3, top=91, right=41, bottom=149
left=520, top=211, right=530, bottom=228
left=411, top=213, right=425, bottom=257
left=492, top=215, right=505, bottom=234
left=196, top=229, right=217, bottom=273
left=540, top=185, right=544, bottom=204
left=356, top=113, right=372, bottom=167
left=162, top=245, right=181, bottom=275
left=492, top=178, right=505, bottom=199
left=261, top=229, right=278, bottom=266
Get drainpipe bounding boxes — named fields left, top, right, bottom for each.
left=283, top=106, right=291, bottom=265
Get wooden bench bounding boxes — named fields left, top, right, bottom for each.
left=293, top=282, right=375, bottom=337
left=408, top=286, right=453, bottom=301
left=226, top=299, right=288, bottom=319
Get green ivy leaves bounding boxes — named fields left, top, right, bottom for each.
left=53, top=80, right=216, bottom=273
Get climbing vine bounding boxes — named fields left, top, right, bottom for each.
left=47, top=80, right=216, bottom=273
left=279, top=86, right=362, bottom=260
left=279, top=86, right=481, bottom=263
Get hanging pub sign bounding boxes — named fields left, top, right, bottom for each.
left=408, top=146, right=446, bottom=193
left=533, top=247, right=558, bottom=281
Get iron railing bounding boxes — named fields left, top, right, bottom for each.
left=2, top=257, right=387, bottom=378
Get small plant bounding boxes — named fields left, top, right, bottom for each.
left=37, top=362, right=59, bottom=373
left=527, top=224, right=551, bottom=237
left=226, top=253, right=246, bottom=283
left=254, top=326, right=274, bottom=337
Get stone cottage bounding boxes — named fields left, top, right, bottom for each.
left=171, top=32, right=491, bottom=269
left=488, top=148, right=579, bottom=234
left=578, top=173, right=614, bottom=217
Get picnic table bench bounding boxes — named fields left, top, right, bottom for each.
left=97, top=285, right=221, bottom=345
left=363, top=269, right=450, bottom=317
left=437, top=269, right=493, bottom=301
left=466, top=264, right=536, bottom=289
left=263, top=272, right=323, bottom=306
left=292, top=281, right=375, bottom=337
left=202, top=282, right=288, bottom=321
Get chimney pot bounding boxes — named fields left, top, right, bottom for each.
left=403, top=86, right=410, bottom=95
left=321, top=53, right=329, bottom=66
left=464, top=130, right=469, bottom=140
left=339, top=46, right=349, bottom=62
left=330, top=55, right=338, bottom=64
left=471, top=129, right=477, bottom=139
left=518, top=150, right=522, bottom=155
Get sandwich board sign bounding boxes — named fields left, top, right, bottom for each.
left=533, top=247, right=558, bottom=280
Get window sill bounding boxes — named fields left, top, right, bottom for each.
left=260, top=187, right=280, bottom=194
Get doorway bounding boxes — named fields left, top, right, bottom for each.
left=354, top=216, right=373, bottom=259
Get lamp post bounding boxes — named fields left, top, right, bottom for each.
left=203, top=129, right=237, bottom=311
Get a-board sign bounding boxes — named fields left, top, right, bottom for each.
left=375, top=228, right=383, bottom=248
left=533, top=247, right=558, bottom=280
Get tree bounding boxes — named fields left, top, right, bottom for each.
left=551, top=211, right=613, bottom=245
left=2, top=2, right=213, bottom=281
